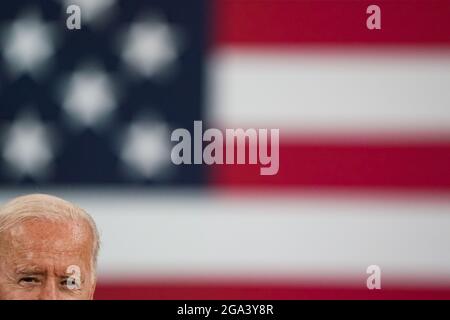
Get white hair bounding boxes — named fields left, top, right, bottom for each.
left=0, top=194, right=100, bottom=270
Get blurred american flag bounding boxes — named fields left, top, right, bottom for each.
left=1, top=0, right=450, bottom=299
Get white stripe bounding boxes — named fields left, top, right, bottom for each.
left=208, top=48, right=450, bottom=134
left=1, top=189, right=449, bottom=285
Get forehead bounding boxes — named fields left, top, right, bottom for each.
left=0, top=218, right=93, bottom=257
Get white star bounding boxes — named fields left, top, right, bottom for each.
left=61, top=0, right=116, bottom=24
left=120, top=18, right=180, bottom=78
left=119, top=119, right=171, bottom=179
left=1, top=12, right=55, bottom=78
left=2, top=113, right=54, bottom=180
left=61, top=66, right=117, bottom=129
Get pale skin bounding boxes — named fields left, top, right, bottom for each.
left=0, top=219, right=96, bottom=300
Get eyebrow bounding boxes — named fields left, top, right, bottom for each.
left=15, top=265, right=46, bottom=275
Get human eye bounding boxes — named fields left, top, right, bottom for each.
left=60, top=277, right=82, bottom=291
left=60, top=278, right=68, bottom=287
left=18, top=276, right=41, bottom=286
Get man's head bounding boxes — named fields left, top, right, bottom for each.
left=0, top=194, right=99, bottom=300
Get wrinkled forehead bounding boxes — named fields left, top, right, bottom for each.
left=0, top=218, right=93, bottom=258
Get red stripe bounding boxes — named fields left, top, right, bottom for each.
left=213, top=0, right=450, bottom=47
left=209, top=139, right=450, bottom=190
left=95, top=282, right=450, bottom=300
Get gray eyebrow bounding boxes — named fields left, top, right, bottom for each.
left=14, top=265, right=46, bottom=275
